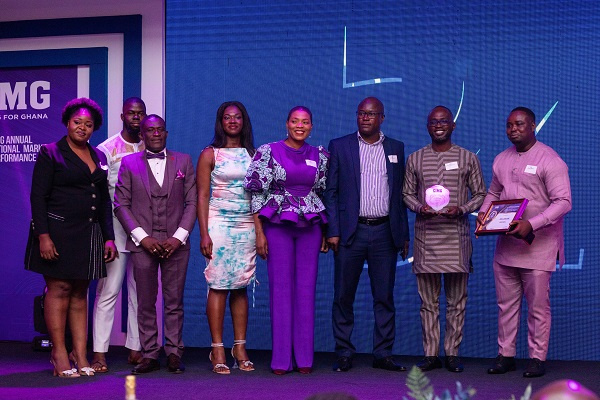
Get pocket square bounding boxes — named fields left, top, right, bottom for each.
left=176, top=169, right=185, bottom=180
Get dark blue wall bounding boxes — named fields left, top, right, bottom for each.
left=166, top=0, right=599, bottom=360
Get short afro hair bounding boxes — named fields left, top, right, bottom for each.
left=61, top=98, right=104, bottom=131
left=510, top=106, right=535, bottom=123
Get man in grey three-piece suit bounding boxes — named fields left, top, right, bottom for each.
left=114, top=114, right=197, bottom=374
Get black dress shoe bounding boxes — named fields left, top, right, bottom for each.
left=333, top=356, right=352, bottom=372
left=523, top=358, right=545, bottom=378
left=445, top=356, right=464, bottom=373
left=372, top=356, right=407, bottom=371
left=167, top=354, right=185, bottom=374
left=487, top=354, right=516, bottom=374
left=132, top=358, right=160, bottom=374
left=416, top=356, right=442, bottom=371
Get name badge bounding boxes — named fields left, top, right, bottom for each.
left=305, top=159, right=317, bottom=168
left=524, top=165, right=537, bottom=174
left=445, top=161, right=458, bottom=170
left=388, top=155, right=398, bottom=163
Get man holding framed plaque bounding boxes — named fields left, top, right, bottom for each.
left=480, top=107, right=571, bottom=378
left=403, top=105, right=486, bottom=373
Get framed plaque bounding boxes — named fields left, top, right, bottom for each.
left=475, top=198, right=529, bottom=236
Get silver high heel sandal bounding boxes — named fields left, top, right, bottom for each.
left=50, top=358, right=80, bottom=378
left=209, top=343, right=230, bottom=375
left=69, top=352, right=95, bottom=376
left=231, top=339, right=255, bottom=372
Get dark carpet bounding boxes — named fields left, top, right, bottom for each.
left=1, top=342, right=598, bottom=400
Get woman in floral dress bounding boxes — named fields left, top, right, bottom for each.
left=197, top=101, right=256, bottom=374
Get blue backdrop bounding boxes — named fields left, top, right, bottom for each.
left=164, top=0, right=598, bottom=361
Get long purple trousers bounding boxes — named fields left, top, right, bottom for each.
left=263, top=221, right=322, bottom=371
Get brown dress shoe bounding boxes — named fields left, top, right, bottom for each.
left=167, top=354, right=185, bottom=374
left=132, top=358, right=160, bottom=374
left=128, top=350, right=143, bottom=365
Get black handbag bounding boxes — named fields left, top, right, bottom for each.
left=33, top=287, right=48, bottom=334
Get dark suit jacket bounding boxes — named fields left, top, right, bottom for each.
left=323, top=132, right=410, bottom=248
left=26, top=136, right=114, bottom=278
left=31, top=136, right=113, bottom=239
left=113, top=150, right=197, bottom=252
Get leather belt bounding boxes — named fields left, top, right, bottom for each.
left=358, top=216, right=389, bottom=226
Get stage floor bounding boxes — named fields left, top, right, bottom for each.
left=1, top=341, right=598, bottom=400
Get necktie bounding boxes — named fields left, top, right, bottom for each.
left=147, top=152, right=165, bottom=160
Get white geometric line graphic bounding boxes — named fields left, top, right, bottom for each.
left=559, top=248, right=584, bottom=270
left=343, top=26, right=402, bottom=88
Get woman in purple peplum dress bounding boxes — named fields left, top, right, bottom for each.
left=244, top=106, right=329, bottom=375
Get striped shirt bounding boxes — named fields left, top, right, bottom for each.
left=358, top=131, right=389, bottom=218
left=403, top=144, right=486, bottom=273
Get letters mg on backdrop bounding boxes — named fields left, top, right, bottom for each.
left=0, top=66, right=78, bottom=340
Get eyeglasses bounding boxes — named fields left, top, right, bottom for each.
left=428, top=119, right=451, bottom=127
left=356, top=111, right=382, bottom=119
left=144, top=127, right=166, bottom=134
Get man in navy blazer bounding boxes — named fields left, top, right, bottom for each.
left=324, top=97, right=410, bottom=372
left=114, top=115, right=197, bottom=374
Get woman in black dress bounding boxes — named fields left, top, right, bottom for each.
left=26, top=98, right=117, bottom=377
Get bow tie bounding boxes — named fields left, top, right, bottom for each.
left=146, top=152, right=165, bottom=160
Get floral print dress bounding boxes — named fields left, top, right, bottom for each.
left=204, top=147, right=256, bottom=289
left=244, top=141, right=329, bottom=226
